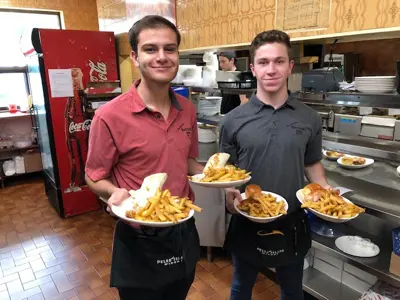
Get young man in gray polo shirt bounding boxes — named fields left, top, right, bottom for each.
left=219, top=30, right=331, bottom=300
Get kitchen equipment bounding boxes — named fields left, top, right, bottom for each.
left=301, top=68, right=345, bottom=92
left=394, top=120, right=400, bottom=141
left=197, top=123, right=218, bottom=143
left=396, top=60, right=400, bottom=93
left=360, top=116, right=396, bottom=140
left=333, top=114, right=362, bottom=136
left=197, top=96, right=222, bottom=116
left=355, top=76, right=396, bottom=94
left=215, top=70, right=240, bottom=82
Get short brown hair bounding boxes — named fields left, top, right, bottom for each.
left=128, top=15, right=181, bottom=53
left=250, top=30, right=291, bottom=63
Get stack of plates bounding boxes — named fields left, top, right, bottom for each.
left=355, top=76, right=396, bottom=93
left=197, top=96, right=222, bottom=116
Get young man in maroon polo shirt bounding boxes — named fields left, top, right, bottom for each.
left=85, top=15, right=204, bottom=300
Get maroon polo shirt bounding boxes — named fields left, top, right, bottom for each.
left=85, top=80, right=198, bottom=200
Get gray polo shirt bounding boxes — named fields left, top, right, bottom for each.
left=219, top=94, right=322, bottom=213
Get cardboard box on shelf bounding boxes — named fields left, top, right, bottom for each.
left=389, top=252, right=400, bottom=276
left=23, top=151, right=42, bottom=173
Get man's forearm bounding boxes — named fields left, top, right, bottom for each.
left=304, top=161, right=329, bottom=188
left=187, top=158, right=204, bottom=175
left=85, top=174, right=119, bottom=200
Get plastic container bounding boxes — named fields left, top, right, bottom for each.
left=392, top=227, right=400, bottom=255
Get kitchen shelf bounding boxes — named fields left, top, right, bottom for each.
left=302, top=268, right=361, bottom=300
left=293, top=92, right=400, bottom=109
left=322, top=132, right=400, bottom=163
left=173, top=85, right=256, bottom=96
left=0, top=112, right=31, bottom=119
left=0, top=145, right=38, bottom=154
left=311, top=230, right=400, bottom=287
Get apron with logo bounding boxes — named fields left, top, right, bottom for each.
left=110, top=218, right=200, bottom=289
left=224, top=210, right=311, bottom=268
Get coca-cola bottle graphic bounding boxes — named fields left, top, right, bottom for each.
left=64, top=68, right=91, bottom=193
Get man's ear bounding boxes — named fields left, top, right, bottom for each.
left=288, top=60, right=294, bottom=75
left=130, top=50, right=139, bottom=68
left=250, top=63, right=255, bottom=77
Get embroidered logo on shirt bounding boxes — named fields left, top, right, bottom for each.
left=287, top=122, right=310, bottom=136
left=157, top=256, right=184, bottom=266
left=178, top=123, right=192, bottom=137
left=257, top=247, right=285, bottom=256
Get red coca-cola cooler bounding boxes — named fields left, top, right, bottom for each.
left=21, top=28, right=120, bottom=218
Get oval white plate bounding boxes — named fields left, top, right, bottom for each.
left=337, top=156, right=374, bottom=169
left=296, top=189, right=360, bottom=223
left=189, top=174, right=251, bottom=188
left=335, top=236, right=380, bottom=257
left=111, top=197, right=194, bottom=228
left=234, top=191, right=288, bottom=223
left=323, top=150, right=344, bottom=161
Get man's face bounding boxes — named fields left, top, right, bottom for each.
left=219, top=56, right=235, bottom=71
left=250, top=42, right=294, bottom=93
left=130, top=27, right=179, bottom=84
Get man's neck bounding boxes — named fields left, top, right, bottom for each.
left=230, top=66, right=237, bottom=71
left=136, top=78, right=171, bottom=110
left=256, top=86, right=289, bottom=109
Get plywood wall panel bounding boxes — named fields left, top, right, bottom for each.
left=177, top=0, right=400, bottom=50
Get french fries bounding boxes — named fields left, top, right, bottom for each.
left=125, top=189, right=202, bottom=223
left=301, top=189, right=364, bottom=218
left=193, top=165, right=251, bottom=183
left=237, top=193, right=287, bottom=218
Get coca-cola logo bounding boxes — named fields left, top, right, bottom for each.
left=89, top=60, right=107, bottom=81
left=69, top=119, right=92, bottom=133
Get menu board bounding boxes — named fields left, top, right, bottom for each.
left=275, top=0, right=332, bottom=32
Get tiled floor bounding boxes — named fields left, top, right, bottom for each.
left=0, top=177, right=280, bottom=300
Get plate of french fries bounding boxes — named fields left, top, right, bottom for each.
left=189, top=153, right=251, bottom=188
left=111, top=173, right=202, bottom=227
left=337, top=155, right=374, bottom=169
left=234, top=184, right=288, bottom=223
left=296, top=183, right=365, bottom=223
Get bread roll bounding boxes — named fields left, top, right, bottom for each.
left=245, top=184, right=262, bottom=198
left=302, top=183, right=323, bottom=195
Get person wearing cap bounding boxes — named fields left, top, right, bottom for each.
left=218, top=51, right=248, bottom=114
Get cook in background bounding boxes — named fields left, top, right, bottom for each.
left=85, top=15, right=204, bottom=300
left=219, top=30, right=331, bottom=300
left=218, top=51, right=248, bottom=114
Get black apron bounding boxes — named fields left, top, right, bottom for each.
left=110, top=218, right=200, bottom=290
left=224, top=210, right=311, bottom=268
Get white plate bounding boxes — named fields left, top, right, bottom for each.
left=296, top=189, right=360, bottom=223
left=323, top=150, right=344, bottom=161
left=397, top=166, right=400, bottom=177
left=111, top=197, right=195, bottom=227
left=337, top=156, right=374, bottom=169
left=234, top=191, right=288, bottom=223
left=189, top=174, right=251, bottom=188
left=335, top=236, right=380, bottom=257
